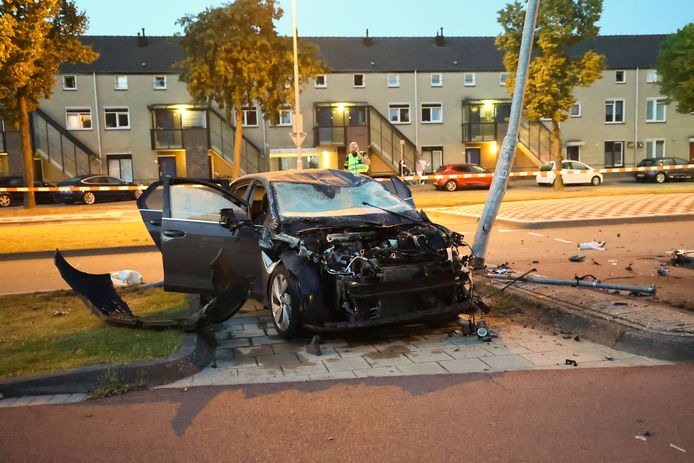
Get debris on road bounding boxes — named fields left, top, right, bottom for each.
left=670, top=250, right=693, bottom=266
left=634, top=431, right=651, bottom=442
left=569, top=255, right=586, bottom=262
left=605, top=356, right=614, bottom=361
left=657, top=265, right=669, bottom=277
left=110, top=269, right=143, bottom=287
left=53, top=310, right=69, bottom=317
left=578, top=240, right=606, bottom=252
left=670, top=443, right=686, bottom=453
left=306, top=335, right=322, bottom=356
left=574, top=335, right=581, bottom=342
left=625, top=263, right=634, bottom=272
left=565, top=359, right=578, bottom=366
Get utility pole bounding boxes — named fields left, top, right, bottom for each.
left=289, top=0, right=306, bottom=170
left=471, top=0, right=540, bottom=268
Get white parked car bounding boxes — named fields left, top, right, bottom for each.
left=536, top=160, right=603, bottom=186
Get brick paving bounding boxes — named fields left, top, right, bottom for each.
left=430, top=193, right=694, bottom=224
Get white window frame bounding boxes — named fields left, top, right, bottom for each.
left=62, top=75, right=77, bottom=91
left=569, top=102, right=582, bottom=118
left=388, top=103, right=410, bottom=124
left=499, top=72, right=509, bottom=86
left=314, top=74, right=327, bottom=88
left=463, top=73, right=476, bottom=87
left=645, top=70, right=658, bottom=83
left=421, top=102, right=443, bottom=124
left=645, top=97, right=667, bottom=123
left=104, top=107, right=130, bottom=130
left=645, top=139, right=666, bottom=158
left=153, top=75, right=167, bottom=90
left=605, top=140, right=625, bottom=167
left=114, top=75, right=128, bottom=90
left=107, top=153, right=134, bottom=182
left=353, top=73, right=365, bottom=88
left=615, top=70, right=626, bottom=84
left=387, top=73, right=400, bottom=88
left=605, top=98, right=625, bottom=124
left=277, top=107, right=292, bottom=126
left=65, top=107, right=92, bottom=131
left=430, top=73, right=443, bottom=87
left=241, top=107, right=259, bottom=127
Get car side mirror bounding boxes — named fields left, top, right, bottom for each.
left=219, top=208, right=251, bottom=231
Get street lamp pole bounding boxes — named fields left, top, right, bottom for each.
left=290, top=0, right=305, bottom=170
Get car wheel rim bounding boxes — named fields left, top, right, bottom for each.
left=271, top=274, right=291, bottom=331
left=656, top=174, right=665, bottom=183
left=84, top=192, right=95, bottom=204
left=0, top=195, right=9, bottom=207
left=592, top=177, right=600, bottom=186
left=446, top=181, right=456, bottom=191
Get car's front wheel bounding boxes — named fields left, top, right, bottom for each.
left=82, top=191, right=96, bottom=205
left=591, top=176, right=601, bottom=186
left=655, top=172, right=666, bottom=184
left=0, top=193, right=11, bottom=207
left=445, top=180, right=458, bottom=192
left=269, top=266, right=301, bottom=338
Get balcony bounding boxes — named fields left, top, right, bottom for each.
left=462, top=122, right=509, bottom=143
left=150, top=128, right=183, bottom=150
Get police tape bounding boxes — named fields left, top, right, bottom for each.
left=0, top=185, right=146, bottom=193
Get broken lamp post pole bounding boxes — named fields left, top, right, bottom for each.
left=289, top=0, right=306, bottom=170
left=471, top=0, right=540, bottom=268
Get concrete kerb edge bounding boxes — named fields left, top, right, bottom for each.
left=0, top=332, right=213, bottom=398
left=478, top=280, right=694, bottom=362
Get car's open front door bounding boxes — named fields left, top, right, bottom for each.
left=159, top=178, right=254, bottom=294
left=137, top=181, right=164, bottom=250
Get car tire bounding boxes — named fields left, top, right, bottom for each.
left=82, top=191, right=96, bottom=205
left=268, top=266, right=302, bottom=338
left=445, top=180, right=458, bottom=192
left=655, top=172, right=666, bottom=184
left=591, top=176, right=601, bottom=186
left=0, top=193, right=11, bottom=207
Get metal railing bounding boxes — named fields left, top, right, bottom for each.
left=150, top=128, right=183, bottom=150
left=461, top=122, right=510, bottom=143
left=31, top=109, right=100, bottom=177
left=367, top=106, right=416, bottom=171
left=518, top=118, right=554, bottom=164
left=207, top=108, right=265, bottom=174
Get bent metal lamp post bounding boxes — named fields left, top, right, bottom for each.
left=471, top=0, right=540, bottom=268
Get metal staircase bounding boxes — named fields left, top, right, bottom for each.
left=207, top=108, right=265, bottom=174
left=31, top=109, right=100, bottom=177
left=367, top=106, right=417, bottom=173
left=517, top=118, right=555, bottom=167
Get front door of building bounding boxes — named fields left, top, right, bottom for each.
left=465, top=147, right=481, bottom=165
left=689, top=141, right=694, bottom=162
left=158, top=156, right=177, bottom=178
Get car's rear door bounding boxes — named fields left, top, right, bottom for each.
left=161, top=178, right=253, bottom=294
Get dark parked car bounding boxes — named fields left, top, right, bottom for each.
left=0, top=176, right=56, bottom=207
left=135, top=170, right=480, bottom=337
left=433, top=163, right=493, bottom=191
left=55, top=175, right=142, bottom=205
left=635, top=157, right=694, bottom=183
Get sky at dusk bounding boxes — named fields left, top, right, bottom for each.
left=74, top=0, right=693, bottom=37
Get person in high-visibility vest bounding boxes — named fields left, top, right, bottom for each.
left=343, top=142, right=370, bottom=174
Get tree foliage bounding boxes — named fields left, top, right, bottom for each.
left=176, top=0, right=327, bottom=178
left=656, top=22, right=694, bottom=114
left=497, top=0, right=605, bottom=189
left=0, top=0, right=97, bottom=208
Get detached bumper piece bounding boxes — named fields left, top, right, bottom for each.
left=54, top=250, right=253, bottom=331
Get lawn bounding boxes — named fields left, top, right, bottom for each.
left=0, top=287, right=189, bottom=379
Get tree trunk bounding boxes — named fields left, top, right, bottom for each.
left=551, top=119, right=564, bottom=190
left=232, top=109, right=243, bottom=179
left=19, top=95, right=36, bottom=208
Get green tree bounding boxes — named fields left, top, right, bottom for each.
left=176, top=0, right=326, bottom=179
left=656, top=23, right=694, bottom=114
left=497, top=0, right=605, bottom=189
left=0, top=0, right=97, bottom=208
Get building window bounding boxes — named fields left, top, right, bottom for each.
left=353, top=74, right=365, bottom=88
left=605, top=99, right=625, bottom=123
left=107, top=154, right=133, bottom=182
left=566, top=145, right=581, bottom=161
left=430, top=73, right=443, bottom=87
left=62, top=75, right=77, bottom=90
left=114, top=75, right=128, bottom=90
left=104, top=107, right=130, bottom=129
left=569, top=103, right=581, bottom=117
left=278, top=107, right=292, bottom=126
left=421, top=103, right=443, bottom=123
left=241, top=107, right=258, bottom=127
left=153, top=75, right=167, bottom=90
left=499, top=72, right=509, bottom=86
left=314, top=74, right=327, bottom=88
left=615, top=70, right=626, bottom=84
left=646, top=98, right=667, bottom=122
left=463, top=73, right=476, bottom=86
left=646, top=70, right=658, bottom=83
left=388, top=104, right=410, bottom=124
left=645, top=139, right=666, bottom=158
left=387, top=73, right=400, bottom=87
left=65, top=108, right=92, bottom=130
left=604, top=141, right=624, bottom=167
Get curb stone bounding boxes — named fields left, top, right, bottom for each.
left=0, top=333, right=212, bottom=398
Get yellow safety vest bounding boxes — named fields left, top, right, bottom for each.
left=345, top=153, right=369, bottom=174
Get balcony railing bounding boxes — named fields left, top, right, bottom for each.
left=461, top=122, right=509, bottom=142
left=150, top=129, right=183, bottom=150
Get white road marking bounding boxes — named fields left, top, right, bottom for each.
left=554, top=238, right=573, bottom=244
left=498, top=229, right=519, bottom=233
left=528, top=232, right=544, bottom=237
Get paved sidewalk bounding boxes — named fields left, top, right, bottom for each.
left=0, top=393, right=86, bottom=408
left=431, top=193, right=694, bottom=227
left=0, top=210, right=140, bottom=225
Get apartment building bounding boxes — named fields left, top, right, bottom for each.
left=1, top=33, right=691, bottom=183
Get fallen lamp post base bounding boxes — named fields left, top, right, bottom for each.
left=486, top=272, right=656, bottom=296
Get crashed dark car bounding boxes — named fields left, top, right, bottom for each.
left=130, top=169, right=481, bottom=337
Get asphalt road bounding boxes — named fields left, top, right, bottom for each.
left=1, top=365, right=692, bottom=462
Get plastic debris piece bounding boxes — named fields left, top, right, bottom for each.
left=605, top=356, right=614, bottom=361
left=578, top=241, right=606, bottom=251
left=53, top=310, right=69, bottom=317
left=110, top=269, right=143, bottom=287
left=671, top=250, right=693, bottom=266
left=613, top=302, right=628, bottom=306
left=565, top=359, right=578, bottom=366
left=657, top=265, right=669, bottom=277
left=569, top=255, right=585, bottom=262
left=670, top=444, right=686, bottom=453
left=625, top=263, right=634, bottom=272
left=574, top=335, right=581, bottom=342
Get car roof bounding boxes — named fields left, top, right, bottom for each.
left=237, top=169, right=369, bottom=186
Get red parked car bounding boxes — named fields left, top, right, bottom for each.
left=434, top=163, right=493, bottom=191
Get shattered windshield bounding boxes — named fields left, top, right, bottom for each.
left=272, top=180, right=414, bottom=219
